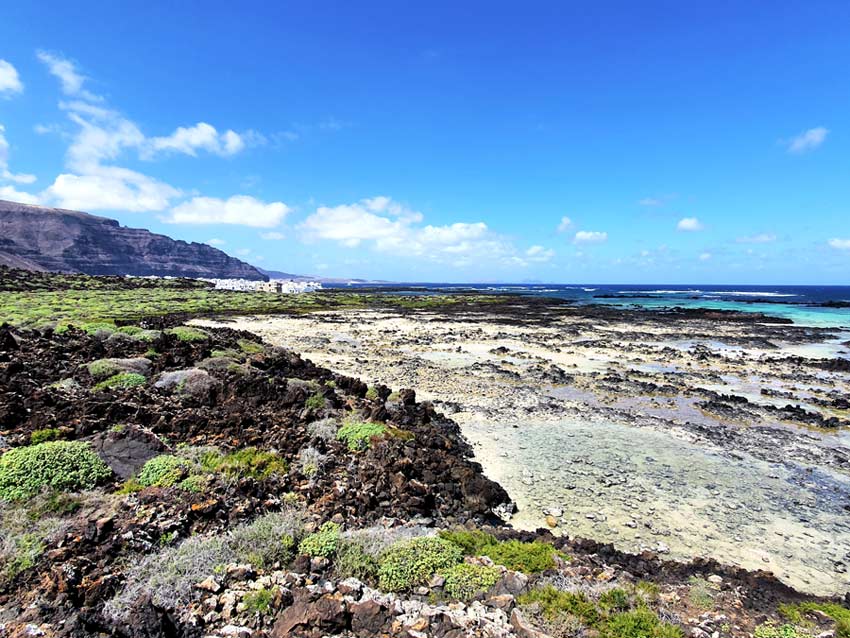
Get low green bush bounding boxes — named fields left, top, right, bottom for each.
left=93, top=372, right=147, bottom=391
left=442, top=562, right=501, bottom=601
left=2, top=533, right=45, bottom=580
left=518, top=585, right=600, bottom=626
left=200, top=447, right=287, bottom=480
left=377, top=536, right=463, bottom=592
left=335, top=540, right=379, bottom=582
left=237, top=339, right=264, bottom=354
left=30, top=428, right=62, bottom=445
left=298, top=521, right=340, bottom=558
left=137, top=455, right=188, bottom=488
left=781, top=602, right=850, bottom=638
left=243, top=587, right=276, bottom=614
left=481, top=539, right=560, bottom=574
left=165, top=326, right=209, bottom=342
left=754, top=623, right=809, bottom=638
left=336, top=420, right=388, bottom=451
left=86, top=359, right=122, bottom=380
left=599, top=587, right=632, bottom=612
left=600, top=608, right=683, bottom=638
left=305, top=393, right=326, bottom=410
left=0, top=441, right=112, bottom=501
left=438, top=529, right=497, bottom=555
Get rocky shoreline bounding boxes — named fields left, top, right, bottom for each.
left=200, top=298, right=850, bottom=597
left=0, top=281, right=848, bottom=637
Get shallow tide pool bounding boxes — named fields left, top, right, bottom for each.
left=463, top=417, right=850, bottom=596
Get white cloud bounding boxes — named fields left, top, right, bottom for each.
left=786, top=127, right=828, bottom=154
left=299, top=196, right=529, bottom=267
left=44, top=166, right=181, bottom=212
left=737, top=233, right=776, bottom=244
left=165, top=195, right=291, bottom=227
left=676, top=217, right=704, bottom=232
left=29, top=52, right=262, bottom=214
left=0, top=185, right=41, bottom=205
left=0, top=125, right=37, bottom=184
left=235, top=248, right=252, bottom=256
left=206, top=238, right=226, bottom=246
left=828, top=238, right=850, bottom=250
left=0, top=60, right=23, bottom=97
left=144, top=123, right=258, bottom=158
left=37, top=50, right=102, bottom=102
left=556, top=216, right=573, bottom=233
left=260, top=231, right=286, bottom=240
left=574, top=231, right=607, bottom=244
left=699, top=252, right=712, bottom=261
left=525, top=245, right=555, bottom=262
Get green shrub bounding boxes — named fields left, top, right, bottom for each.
left=442, top=562, right=501, bottom=601
left=165, top=326, right=209, bottom=342
left=305, top=393, right=326, bottom=410
left=336, top=421, right=388, bottom=451
left=335, top=540, right=379, bottom=582
left=687, top=576, right=716, bottom=610
left=94, top=372, right=147, bottom=391
left=30, top=428, right=62, bottom=445
left=600, top=608, right=683, bottom=638
left=2, top=533, right=45, bottom=580
left=0, top=441, right=112, bottom=501
left=754, top=623, right=808, bottom=638
left=518, top=585, right=600, bottom=626
left=482, top=539, right=559, bottom=574
left=137, top=455, right=188, bottom=488
left=439, top=529, right=497, bottom=556
left=635, top=580, right=660, bottom=602
left=298, top=521, right=340, bottom=558
left=237, top=339, right=264, bottom=354
left=243, top=587, right=276, bottom=614
left=781, top=602, right=850, bottom=638
left=227, top=510, right=303, bottom=569
left=86, top=359, right=122, bottom=380
left=365, top=386, right=379, bottom=401
left=177, top=474, right=209, bottom=493
left=377, top=536, right=463, bottom=592
left=200, top=447, right=287, bottom=480
left=599, top=587, right=632, bottom=612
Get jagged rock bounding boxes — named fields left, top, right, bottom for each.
left=271, top=594, right=348, bottom=636
left=510, top=608, right=551, bottom=638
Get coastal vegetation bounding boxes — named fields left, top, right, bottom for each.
left=0, top=283, right=504, bottom=331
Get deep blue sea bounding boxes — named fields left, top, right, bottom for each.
left=328, top=283, right=850, bottom=329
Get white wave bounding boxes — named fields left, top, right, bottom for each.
left=617, top=289, right=702, bottom=294
left=711, top=291, right=798, bottom=298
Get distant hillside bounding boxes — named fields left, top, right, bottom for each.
left=0, top=200, right=267, bottom=280
left=258, top=267, right=383, bottom=285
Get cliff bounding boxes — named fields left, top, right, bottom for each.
left=0, top=199, right=267, bottom=280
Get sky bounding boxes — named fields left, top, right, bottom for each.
left=1, top=1, right=849, bottom=284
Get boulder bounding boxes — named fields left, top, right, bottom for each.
left=89, top=425, right=167, bottom=479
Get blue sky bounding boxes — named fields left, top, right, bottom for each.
left=1, top=1, right=848, bottom=283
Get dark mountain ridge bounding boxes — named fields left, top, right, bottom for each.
left=0, top=199, right=267, bottom=280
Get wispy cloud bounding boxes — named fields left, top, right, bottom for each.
left=556, top=216, right=573, bottom=233
left=786, top=127, right=828, bottom=154
left=0, top=124, right=37, bottom=184
left=0, top=60, right=23, bottom=97
left=737, top=233, right=776, bottom=244
left=574, top=231, right=608, bottom=244
left=828, top=238, right=850, bottom=250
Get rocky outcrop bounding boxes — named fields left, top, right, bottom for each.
left=0, top=199, right=266, bottom=280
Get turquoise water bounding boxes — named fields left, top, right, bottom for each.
left=334, top=283, right=850, bottom=329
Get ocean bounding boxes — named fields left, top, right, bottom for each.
left=329, top=283, right=850, bottom=329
